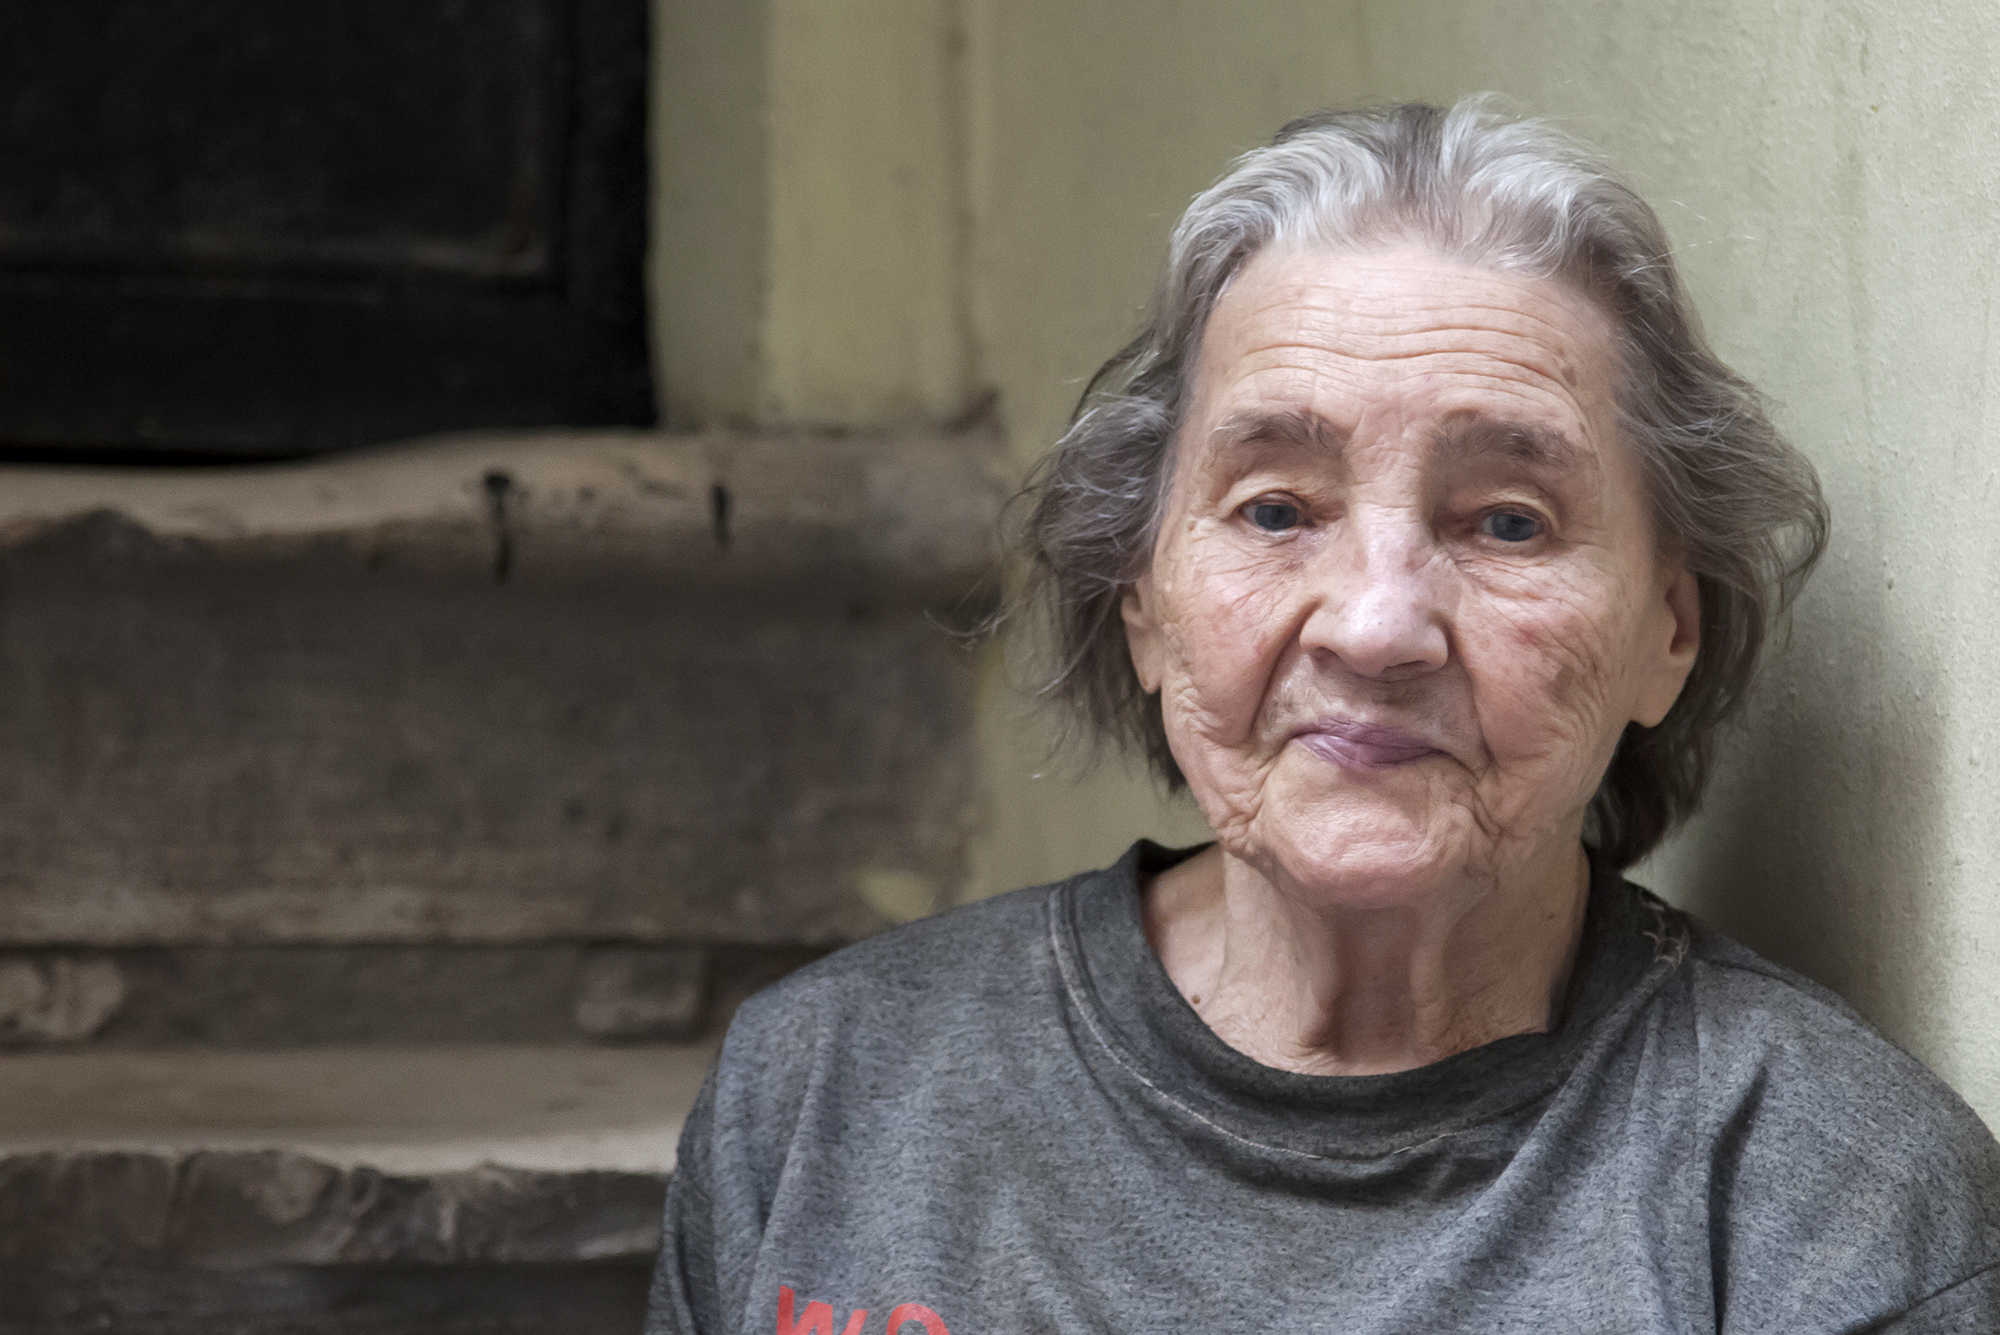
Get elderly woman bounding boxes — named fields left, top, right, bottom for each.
left=651, top=102, right=2000, bottom=1333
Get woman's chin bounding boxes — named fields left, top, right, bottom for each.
left=1273, top=845, right=1464, bottom=910
left=1228, top=803, right=1482, bottom=910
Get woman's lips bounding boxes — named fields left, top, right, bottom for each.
left=1293, top=718, right=1442, bottom=769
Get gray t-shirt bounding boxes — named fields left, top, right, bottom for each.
left=650, top=842, right=2000, bottom=1333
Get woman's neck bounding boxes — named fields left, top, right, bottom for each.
left=1143, top=841, right=1591, bottom=1076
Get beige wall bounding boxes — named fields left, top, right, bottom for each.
left=959, top=1, right=1369, bottom=903
left=1341, top=0, right=2000, bottom=1125
left=651, top=0, right=970, bottom=427
left=656, top=0, right=2000, bottom=1123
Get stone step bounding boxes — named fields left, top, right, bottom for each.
left=0, top=1264, right=652, bottom=1335
left=0, top=1044, right=713, bottom=1333
left=0, top=1043, right=712, bottom=1269
left=0, top=427, right=1000, bottom=951
left=0, top=943, right=819, bottom=1048
left=0, top=428, right=975, bottom=1328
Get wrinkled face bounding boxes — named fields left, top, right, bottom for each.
left=1122, top=244, right=1699, bottom=900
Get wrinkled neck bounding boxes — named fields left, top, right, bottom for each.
left=1144, top=841, right=1590, bottom=1075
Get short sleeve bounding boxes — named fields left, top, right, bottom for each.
left=1692, top=948, right=2000, bottom=1334
left=646, top=1069, right=726, bottom=1335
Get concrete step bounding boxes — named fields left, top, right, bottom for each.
left=0, top=426, right=988, bottom=1328
left=0, top=427, right=1000, bottom=951
left=0, top=943, right=820, bottom=1048
left=0, top=1042, right=712, bottom=1269
left=0, top=1263, right=653, bottom=1335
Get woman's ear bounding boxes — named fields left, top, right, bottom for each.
left=1631, top=565, right=1701, bottom=728
left=1121, top=575, right=1165, bottom=694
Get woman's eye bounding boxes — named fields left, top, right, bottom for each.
left=1247, top=501, right=1301, bottom=532
left=1478, top=509, right=1544, bottom=543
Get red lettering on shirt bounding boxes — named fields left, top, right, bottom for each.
left=885, top=1303, right=949, bottom=1335
left=776, top=1285, right=867, bottom=1335
left=774, top=1287, right=950, bottom=1335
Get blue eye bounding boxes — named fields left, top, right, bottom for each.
left=1480, top=509, right=1544, bottom=543
left=1248, top=501, right=1301, bottom=532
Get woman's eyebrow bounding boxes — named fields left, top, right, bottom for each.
left=1429, top=418, right=1597, bottom=476
left=1205, top=408, right=1352, bottom=468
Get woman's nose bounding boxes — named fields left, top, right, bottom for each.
left=1296, top=515, right=1450, bottom=680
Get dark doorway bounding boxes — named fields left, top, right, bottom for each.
left=0, top=0, right=653, bottom=462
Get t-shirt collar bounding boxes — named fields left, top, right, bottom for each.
left=1054, top=839, right=1672, bottom=1158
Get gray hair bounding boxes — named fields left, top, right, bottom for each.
left=1019, top=98, right=1828, bottom=868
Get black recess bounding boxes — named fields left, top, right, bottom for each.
left=0, top=0, right=653, bottom=462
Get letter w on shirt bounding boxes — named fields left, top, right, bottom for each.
left=777, top=1285, right=866, bottom=1335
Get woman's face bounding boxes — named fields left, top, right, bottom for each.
left=1122, top=244, right=1700, bottom=901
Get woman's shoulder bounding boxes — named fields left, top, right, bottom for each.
left=1676, top=918, right=1993, bottom=1151
left=727, top=841, right=1180, bottom=1036
left=743, top=878, right=1064, bottom=1014
left=1661, top=912, right=2000, bottom=1291
left=711, top=858, right=1124, bottom=1082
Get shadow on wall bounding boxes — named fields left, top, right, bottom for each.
left=1656, top=573, right=1948, bottom=1060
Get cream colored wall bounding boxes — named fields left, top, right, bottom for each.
left=651, top=0, right=969, bottom=426
left=958, top=0, right=1365, bottom=902
left=762, top=0, right=971, bottom=423
left=654, top=0, right=2000, bottom=1121
left=649, top=0, right=767, bottom=426
left=1340, top=0, right=2000, bottom=1126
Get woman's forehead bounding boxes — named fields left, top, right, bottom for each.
left=1189, top=243, right=1622, bottom=442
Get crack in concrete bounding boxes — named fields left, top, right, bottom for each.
left=481, top=469, right=517, bottom=582
left=709, top=481, right=732, bottom=549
